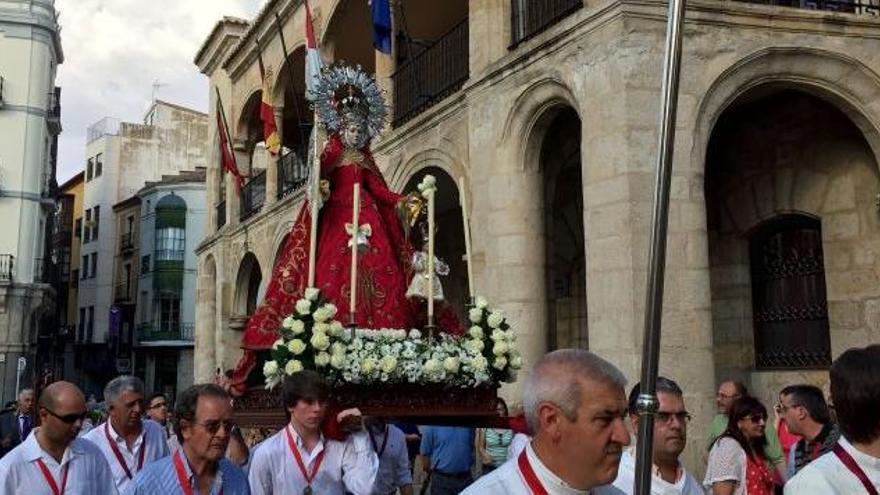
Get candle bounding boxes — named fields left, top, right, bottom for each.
left=427, top=187, right=435, bottom=325
left=307, top=126, right=320, bottom=289
left=349, top=184, right=360, bottom=324
left=458, top=176, right=474, bottom=300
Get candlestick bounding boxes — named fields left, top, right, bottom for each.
left=307, top=126, right=320, bottom=289
left=427, top=187, right=435, bottom=330
left=458, top=176, right=475, bottom=301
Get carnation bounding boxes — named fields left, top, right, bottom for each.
left=290, top=319, right=305, bottom=335
left=467, top=326, right=483, bottom=339
left=310, top=332, right=331, bottom=351
left=315, top=352, right=331, bottom=367
left=304, top=287, right=320, bottom=301
left=295, top=299, right=312, bottom=315
left=487, top=311, right=505, bottom=329
left=263, top=360, right=279, bottom=376
left=287, top=339, right=306, bottom=355
left=468, top=308, right=483, bottom=324
left=285, top=359, right=304, bottom=375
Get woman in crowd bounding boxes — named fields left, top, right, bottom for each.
left=705, top=396, right=776, bottom=495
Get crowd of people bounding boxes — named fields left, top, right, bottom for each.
left=0, top=343, right=876, bottom=494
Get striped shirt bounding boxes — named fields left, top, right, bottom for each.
left=124, top=449, right=250, bottom=495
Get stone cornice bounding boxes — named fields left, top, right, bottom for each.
left=195, top=17, right=250, bottom=76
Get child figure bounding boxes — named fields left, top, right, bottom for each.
left=406, top=223, right=450, bottom=301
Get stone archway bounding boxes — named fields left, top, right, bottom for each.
left=233, top=252, right=263, bottom=319
left=322, top=0, right=375, bottom=73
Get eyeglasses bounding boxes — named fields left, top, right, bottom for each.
left=44, top=408, right=88, bottom=425
left=747, top=414, right=767, bottom=424
left=192, top=419, right=237, bottom=435
left=656, top=411, right=692, bottom=424
left=147, top=401, right=167, bottom=410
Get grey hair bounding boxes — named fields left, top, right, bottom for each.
left=104, top=375, right=145, bottom=405
left=18, top=388, right=34, bottom=399
left=522, top=349, right=627, bottom=434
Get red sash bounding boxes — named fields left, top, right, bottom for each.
left=285, top=427, right=326, bottom=488
left=517, top=450, right=548, bottom=495
left=35, top=459, right=69, bottom=495
left=833, top=443, right=879, bottom=495
left=173, top=450, right=223, bottom=495
left=104, top=422, right=146, bottom=479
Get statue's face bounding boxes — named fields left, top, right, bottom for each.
left=341, top=120, right=367, bottom=149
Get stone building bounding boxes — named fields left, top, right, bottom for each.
left=195, top=0, right=880, bottom=469
left=0, top=0, right=63, bottom=404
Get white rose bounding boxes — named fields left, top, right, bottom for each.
left=282, top=316, right=296, bottom=330
left=263, top=360, right=279, bottom=376
left=505, top=330, right=517, bottom=342
left=272, top=338, right=285, bottom=350
left=468, top=308, right=483, bottom=324
left=285, top=359, right=304, bottom=375
left=380, top=355, right=397, bottom=373
left=487, top=311, right=504, bottom=329
left=313, top=308, right=331, bottom=323
left=492, top=341, right=508, bottom=356
left=408, top=329, right=422, bottom=339
left=465, top=339, right=484, bottom=354
left=362, top=358, right=376, bottom=375
left=329, top=321, right=344, bottom=337
left=290, top=319, right=305, bottom=335
left=315, top=352, right=331, bottom=367
left=323, top=303, right=338, bottom=317
left=295, top=299, right=312, bottom=315
left=509, top=354, right=523, bottom=370
left=287, top=339, right=306, bottom=355
left=493, top=356, right=508, bottom=370
left=475, top=296, right=488, bottom=309
left=467, top=326, right=484, bottom=339
left=310, top=332, right=331, bottom=351
left=424, top=358, right=441, bottom=374
left=313, top=322, right=330, bottom=334
left=472, top=355, right=488, bottom=371
left=330, top=353, right=346, bottom=369
left=443, top=357, right=460, bottom=374
left=331, top=342, right=347, bottom=356
left=491, top=329, right=506, bottom=342
left=304, top=287, right=320, bottom=301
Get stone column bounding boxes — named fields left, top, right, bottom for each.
left=265, top=108, right=283, bottom=205
left=468, top=0, right=511, bottom=78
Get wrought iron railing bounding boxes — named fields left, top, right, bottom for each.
left=510, top=0, right=583, bottom=46
left=738, top=0, right=880, bottom=13
left=138, top=323, right=195, bottom=342
left=392, top=19, right=469, bottom=127
left=240, top=170, right=266, bottom=221
left=216, top=200, right=226, bottom=230
left=0, top=254, right=12, bottom=282
left=119, top=232, right=134, bottom=253
left=114, top=281, right=133, bottom=302
left=33, top=257, right=56, bottom=284
left=278, top=148, right=309, bottom=200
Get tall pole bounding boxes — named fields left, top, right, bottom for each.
left=633, top=0, right=687, bottom=492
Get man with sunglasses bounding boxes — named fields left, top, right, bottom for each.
left=776, top=384, right=839, bottom=477
left=83, top=375, right=170, bottom=493
left=0, top=381, right=117, bottom=493
left=126, top=383, right=249, bottom=494
left=596, top=377, right=703, bottom=494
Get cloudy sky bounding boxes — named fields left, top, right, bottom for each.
left=55, top=0, right=262, bottom=183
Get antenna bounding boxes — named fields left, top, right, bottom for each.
left=151, top=79, right=167, bottom=102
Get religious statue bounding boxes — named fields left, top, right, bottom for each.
left=406, top=223, right=450, bottom=301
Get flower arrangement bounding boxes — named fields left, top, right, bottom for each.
left=262, top=290, right=522, bottom=389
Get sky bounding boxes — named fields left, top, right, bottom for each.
left=55, top=0, right=263, bottom=183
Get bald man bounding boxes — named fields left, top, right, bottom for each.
left=0, top=381, right=117, bottom=494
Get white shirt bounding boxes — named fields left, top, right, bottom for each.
left=248, top=423, right=378, bottom=495
left=369, top=424, right=412, bottom=495
left=462, top=443, right=591, bottom=495
left=785, top=437, right=880, bottom=494
left=82, top=418, right=170, bottom=494
left=0, top=427, right=118, bottom=494
left=704, top=436, right=748, bottom=495
left=594, top=449, right=703, bottom=495
left=508, top=433, right=530, bottom=460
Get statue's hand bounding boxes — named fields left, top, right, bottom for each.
left=402, top=193, right=425, bottom=226
left=319, top=179, right=331, bottom=201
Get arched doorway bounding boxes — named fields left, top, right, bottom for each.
left=274, top=46, right=313, bottom=200
left=234, top=253, right=263, bottom=318
left=323, top=0, right=375, bottom=74
left=236, top=91, right=265, bottom=177
left=705, top=86, right=880, bottom=396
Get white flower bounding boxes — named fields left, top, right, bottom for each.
left=380, top=355, right=397, bottom=373
left=285, top=359, right=304, bottom=375
left=491, top=329, right=506, bottom=342
left=315, top=352, right=331, bottom=367
left=282, top=316, right=296, bottom=330
left=468, top=308, right=483, bottom=324
left=304, top=287, right=320, bottom=301
left=487, top=311, right=505, bottom=329
left=329, top=321, right=345, bottom=337
left=493, top=356, right=508, bottom=370
left=475, top=296, right=488, bottom=309
left=464, top=339, right=484, bottom=354
left=472, top=355, right=488, bottom=371
left=313, top=322, right=330, bottom=334
left=287, top=339, right=306, bottom=355
left=331, top=342, right=347, bottom=356
left=424, top=358, right=441, bottom=374
left=509, top=353, right=523, bottom=370
left=408, top=329, right=422, bottom=339
left=310, top=332, right=331, bottom=351
left=272, top=338, right=285, bottom=350
left=290, top=319, right=305, bottom=335
left=263, top=360, right=279, bottom=377
left=467, top=326, right=484, bottom=339
left=313, top=307, right=331, bottom=323
left=330, top=353, right=346, bottom=369
left=505, top=330, right=517, bottom=342
left=362, top=358, right=376, bottom=375
left=492, top=341, right=508, bottom=356
left=295, top=299, right=312, bottom=315
left=323, top=303, right=338, bottom=317
left=443, top=357, right=460, bottom=374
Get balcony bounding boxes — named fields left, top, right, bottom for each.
left=392, top=19, right=469, bottom=127
left=240, top=170, right=266, bottom=221
left=738, top=0, right=880, bottom=13
left=216, top=200, right=226, bottom=230
left=119, top=232, right=134, bottom=253
left=137, top=323, right=195, bottom=345
left=114, top=281, right=133, bottom=303
left=0, top=254, right=12, bottom=283
left=33, top=258, right=56, bottom=284
left=510, top=0, right=582, bottom=47
left=47, top=87, right=61, bottom=134
left=278, top=148, right=309, bottom=200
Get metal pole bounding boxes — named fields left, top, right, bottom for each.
left=633, top=0, right=687, bottom=492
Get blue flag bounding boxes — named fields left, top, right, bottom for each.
left=371, top=0, right=392, bottom=54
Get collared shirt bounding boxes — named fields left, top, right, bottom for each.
left=508, top=433, right=530, bottom=460
left=707, top=413, right=784, bottom=464
left=124, top=448, right=250, bottom=495
left=787, top=422, right=840, bottom=477
left=248, top=423, right=378, bottom=495
left=369, top=424, right=412, bottom=495
left=0, top=427, right=118, bottom=494
left=784, top=437, right=880, bottom=494
left=19, top=414, right=32, bottom=440
left=462, top=443, right=591, bottom=494
left=419, top=426, right=475, bottom=474
left=83, top=418, right=170, bottom=493
left=594, top=449, right=703, bottom=495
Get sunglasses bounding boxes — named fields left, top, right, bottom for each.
left=44, top=408, right=88, bottom=425
left=747, top=414, right=767, bottom=424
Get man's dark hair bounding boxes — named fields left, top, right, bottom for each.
left=780, top=384, right=830, bottom=425
left=173, top=384, right=230, bottom=439
left=147, top=392, right=167, bottom=407
left=281, top=370, right=330, bottom=411
left=830, top=345, right=880, bottom=444
left=627, top=376, right=683, bottom=415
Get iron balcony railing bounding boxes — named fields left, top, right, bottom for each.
left=0, top=254, right=12, bottom=282
left=114, top=281, right=133, bottom=302
left=33, top=257, right=57, bottom=284
left=510, top=0, right=583, bottom=47
left=119, top=232, right=134, bottom=253
left=738, top=0, right=880, bottom=13
left=216, top=200, right=227, bottom=230
left=240, top=170, right=266, bottom=221
left=392, top=18, right=469, bottom=127
left=138, top=322, right=195, bottom=342
left=278, top=148, right=309, bottom=200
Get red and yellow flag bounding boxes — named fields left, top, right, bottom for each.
left=259, top=61, right=281, bottom=155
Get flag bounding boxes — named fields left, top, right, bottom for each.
left=371, top=0, right=392, bottom=55
left=257, top=55, right=281, bottom=155
left=215, top=96, right=244, bottom=195
left=304, top=0, right=323, bottom=100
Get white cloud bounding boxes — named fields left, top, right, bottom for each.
left=55, top=0, right=261, bottom=182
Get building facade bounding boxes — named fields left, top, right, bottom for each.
left=0, top=0, right=63, bottom=404
left=53, top=172, right=84, bottom=384
left=73, top=101, right=208, bottom=396
left=195, top=0, right=880, bottom=471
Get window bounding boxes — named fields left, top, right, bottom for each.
left=90, top=253, right=97, bottom=278
left=141, top=255, right=151, bottom=274
left=87, top=306, right=94, bottom=342
left=123, top=263, right=131, bottom=293
left=95, top=153, right=103, bottom=177
left=159, top=296, right=181, bottom=333
left=93, top=205, right=100, bottom=239
left=750, top=215, right=832, bottom=369
left=155, top=227, right=185, bottom=261
left=81, top=255, right=89, bottom=278
left=71, top=269, right=79, bottom=286
left=84, top=209, right=91, bottom=243
left=78, top=307, right=86, bottom=341
left=75, top=217, right=82, bottom=238
left=86, top=158, right=93, bottom=181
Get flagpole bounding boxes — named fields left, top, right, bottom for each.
left=633, top=0, right=687, bottom=492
